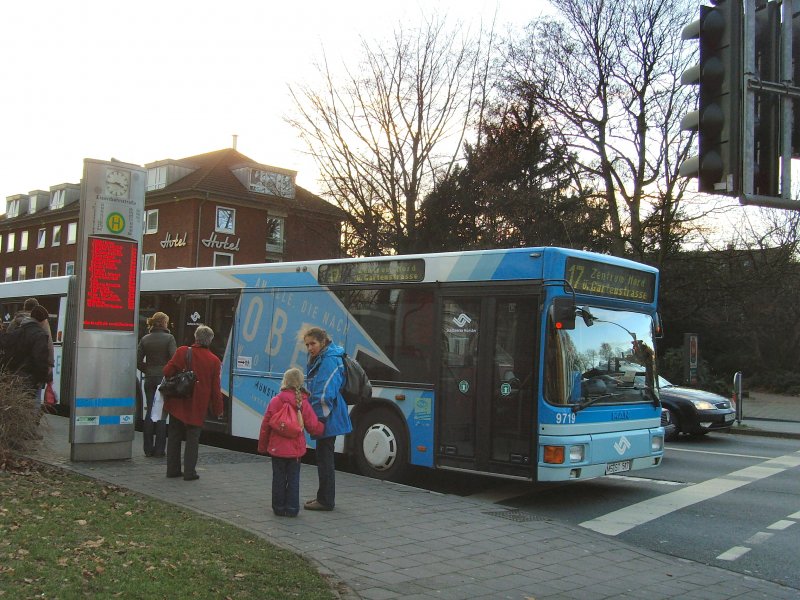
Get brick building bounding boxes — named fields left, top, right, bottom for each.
left=0, top=148, right=344, bottom=280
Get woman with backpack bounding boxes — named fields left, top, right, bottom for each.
left=257, top=368, right=323, bottom=517
left=301, top=327, right=352, bottom=511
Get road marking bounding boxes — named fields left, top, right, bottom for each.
left=667, top=447, right=772, bottom=460
left=788, top=510, right=800, bottom=520
left=605, top=474, right=687, bottom=486
left=744, top=532, right=773, bottom=544
left=767, top=520, right=795, bottom=531
left=580, top=451, right=800, bottom=536
left=717, top=546, right=751, bottom=561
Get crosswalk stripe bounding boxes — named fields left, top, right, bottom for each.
left=767, top=520, right=795, bottom=530
left=717, top=546, right=751, bottom=561
left=580, top=451, right=800, bottom=536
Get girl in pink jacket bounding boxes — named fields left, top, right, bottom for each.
left=258, top=368, right=324, bottom=517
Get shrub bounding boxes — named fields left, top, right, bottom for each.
left=0, top=369, right=43, bottom=464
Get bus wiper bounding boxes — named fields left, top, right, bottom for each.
left=572, top=393, right=617, bottom=414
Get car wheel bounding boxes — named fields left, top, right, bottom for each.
left=663, top=409, right=679, bottom=442
left=354, top=408, right=408, bottom=482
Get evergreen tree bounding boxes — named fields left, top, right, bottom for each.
left=418, top=99, right=607, bottom=252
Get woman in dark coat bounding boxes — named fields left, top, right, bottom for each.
left=137, top=311, right=176, bottom=457
left=163, top=325, right=224, bottom=481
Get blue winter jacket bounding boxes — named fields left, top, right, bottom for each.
left=305, top=342, right=352, bottom=439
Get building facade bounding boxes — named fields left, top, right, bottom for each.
left=0, top=148, right=344, bottom=281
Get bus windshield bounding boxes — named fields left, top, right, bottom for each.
left=545, top=305, right=657, bottom=408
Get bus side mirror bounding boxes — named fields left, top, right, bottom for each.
left=552, top=298, right=576, bottom=330
left=653, top=312, right=664, bottom=339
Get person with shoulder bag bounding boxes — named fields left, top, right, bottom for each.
left=137, top=312, right=177, bottom=457
left=257, top=368, right=324, bottom=517
left=163, top=325, right=224, bottom=481
left=302, top=327, right=352, bottom=511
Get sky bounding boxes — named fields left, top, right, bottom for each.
left=0, top=1, right=551, bottom=211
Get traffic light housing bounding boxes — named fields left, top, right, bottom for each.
left=752, top=0, right=780, bottom=196
left=680, top=0, right=743, bottom=195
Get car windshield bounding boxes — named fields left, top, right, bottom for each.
left=545, top=305, right=658, bottom=408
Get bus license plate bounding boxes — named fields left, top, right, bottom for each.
left=605, top=460, right=631, bottom=475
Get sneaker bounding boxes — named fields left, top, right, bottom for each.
left=183, top=473, right=200, bottom=481
left=303, top=499, right=332, bottom=511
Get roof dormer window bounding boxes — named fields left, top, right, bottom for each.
left=249, top=168, right=294, bottom=198
left=51, top=189, right=65, bottom=210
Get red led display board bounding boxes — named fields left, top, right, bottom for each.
left=83, top=236, right=138, bottom=331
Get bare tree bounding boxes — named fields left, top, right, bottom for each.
left=504, top=0, right=697, bottom=261
left=287, top=16, right=491, bottom=256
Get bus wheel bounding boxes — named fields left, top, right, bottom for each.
left=354, top=408, right=408, bottom=481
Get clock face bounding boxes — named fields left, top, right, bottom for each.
left=105, top=169, right=130, bottom=198
left=216, top=208, right=234, bottom=231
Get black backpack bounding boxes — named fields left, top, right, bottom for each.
left=340, top=353, right=372, bottom=405
left=0, top=327, right=22, bottom=371
left=0, top=324, right=37, bottom=374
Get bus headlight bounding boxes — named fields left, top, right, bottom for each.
left=652, top=435, right=663, bottom=452
left=569, top=445, right=585, bottom=463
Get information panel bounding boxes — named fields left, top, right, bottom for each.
left=83, top=236, right=138, bottom=331
left=70, top=159, right=145, bottom=462
left=564, top=257, right=655, bottom=303
left=319, top=259, right=425, bottom=284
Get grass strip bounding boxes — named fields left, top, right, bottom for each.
left=0, top=462, right=335, bottom=599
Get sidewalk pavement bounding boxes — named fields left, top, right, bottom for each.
left=29, top=396, right=800, bottom=600
left=729, top=391, right=800, bottom=439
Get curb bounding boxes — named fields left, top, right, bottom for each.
left=728, top=427, right=800, bottom=441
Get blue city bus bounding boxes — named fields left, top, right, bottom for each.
left=0, top=247, right=664, bottom=481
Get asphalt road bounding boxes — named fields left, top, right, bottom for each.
left=406, top=433, right=800, bottom=591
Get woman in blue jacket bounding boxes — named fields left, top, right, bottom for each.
left=302, top=327, right=352, bottom=511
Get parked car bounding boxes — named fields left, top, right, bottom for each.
left=647, top=375, right=735, bottom=441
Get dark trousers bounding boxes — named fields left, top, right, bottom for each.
left=315, top=436, right=336, bottom=509
left=166, top=416, right=202, bottom=478
left=143, top=375, right=166, bottom=456
left=271, top=457, right=301, bottom=516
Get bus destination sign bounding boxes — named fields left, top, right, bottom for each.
left=319, top=259, right=425, bottom=285
left=565, top=257, right=655, bottom=303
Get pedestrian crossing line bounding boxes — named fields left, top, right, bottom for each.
left=717, top=546, right=751, bottom=561
left=788, top=510, right=800, bottom=520
left=580, top=450, right=800, bottom=536
left=744, top=532, right=773, bottom=545
left=766, top=519, right=795, bottom=530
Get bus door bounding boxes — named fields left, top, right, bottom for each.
left=437, top=290, right=539, bottom=478
left=180, top=294, right=237, bottom=433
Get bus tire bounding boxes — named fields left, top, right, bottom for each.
left=354, top=408, right=408, bottom=482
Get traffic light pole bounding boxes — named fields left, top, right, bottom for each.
left=741, top=0, right=799, bottom=209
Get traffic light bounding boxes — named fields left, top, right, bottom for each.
left=679, top=0, right=743, bottom=195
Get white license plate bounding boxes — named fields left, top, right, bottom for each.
left=605, top=460, right=631, bottom=475
left=724, top=413, right=735, bottom=423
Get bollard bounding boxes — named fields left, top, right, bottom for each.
left=733, top=371, right=743, bottom=425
